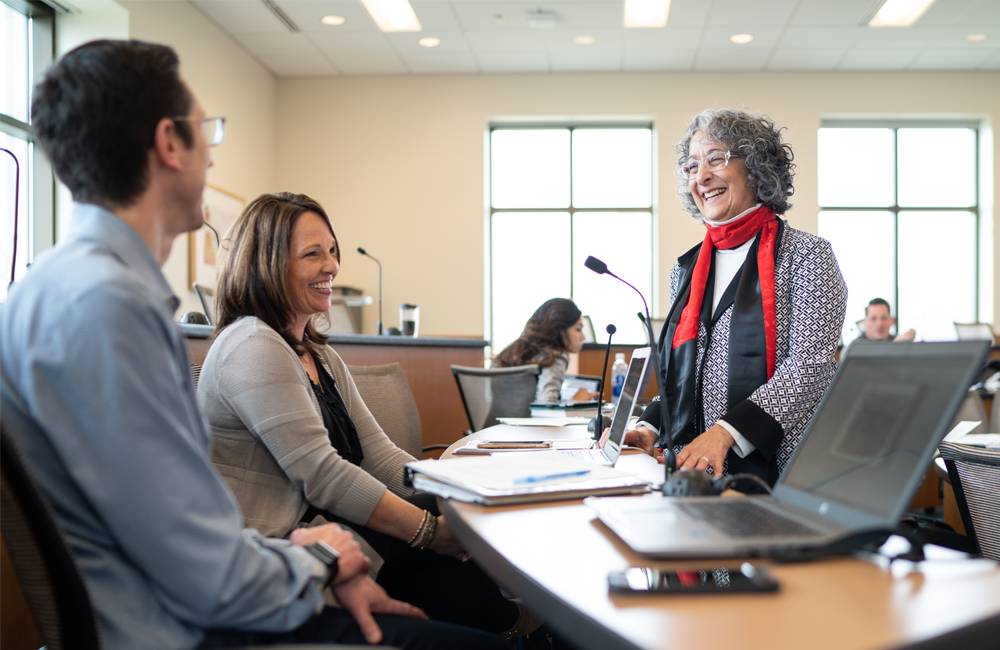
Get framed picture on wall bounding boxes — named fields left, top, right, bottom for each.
left=188, top=184, right=244, bottom=289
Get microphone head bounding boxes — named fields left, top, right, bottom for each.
left=606, top=324, right=617, bottom=335
left=584, top=255, right=608, bottom=275
left=356, top=246, right=367, bottom=255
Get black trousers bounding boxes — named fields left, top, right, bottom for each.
left=200, top=606, right=507, bottom=649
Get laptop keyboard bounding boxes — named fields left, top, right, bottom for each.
left=675, top=501, right=818, bottom=537
left=560, top=448, right=608, bottom=464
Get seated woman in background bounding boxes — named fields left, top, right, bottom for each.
left=494, top=298, right=595, bottom=403
left=197, top=192, right=518, bottom=635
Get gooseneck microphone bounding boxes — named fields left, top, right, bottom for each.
left=356, top=246, right=383, bottom=335
left=584, top=255, right=677, bottom=475
left=2, top=147, right=20, bottom=288
left=202, top=220, right=221, bottom=249
left=590, top=323, right=616, bottom=438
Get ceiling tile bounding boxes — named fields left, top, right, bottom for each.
left=766, top=48, right=847, bottom=69
left=909, top=47, right=994, bottom=68
left=464, top=29, right=551, bottom=51
left=788, top=0, right=882, bottom=26
left=278, top=0, right=379, bottom=33
left=694, top=48, right=770, bottom=69
left=545, top=29, right=623, bottom=48
left=548, top=46, right=622, bottom=71
left=233, top=31, right=323, bottom=56
left=777, top=26, right=862, bottom=49
left=621, top=48, right=696, bottom=70
left=410, top=0, right=465, bottom=31
left=855, top=26, right=978, bottom=49
left=474, top=50, right=549, bottom=72
left=264, top=54, right=339, bottom=76
left=918, top=0, right=980, bottom=25
left=329, top=52, right=409, bottom=74
left=837, top=48, right=921, bottom=69
left=404, top=51, right=480, bottom=73
left=622, top=26, right=702, bottom=49
left=665, top=0, right=713, bottom=27
left=386, top=31, right=473, bottom=54
left=979, top=48, right=1000, bottom=68
left=308, top=31, right=395, bottom=53
left=707, top=0, right=800, bottom=26
left=699, top=26, right=784, bottom=50
left=194, top=0, right=285, bottom=34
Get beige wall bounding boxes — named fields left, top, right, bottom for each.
left=275, top=71, right=999, bottom=338
left=122, top=0, right=278, bottom=314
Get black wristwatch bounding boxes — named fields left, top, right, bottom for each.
left=303, top=541, right=340, bottom=587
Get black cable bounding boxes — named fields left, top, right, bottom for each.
left=1, top=147, right=20, bottom=288
left=716, top=473, right=773, bottom=495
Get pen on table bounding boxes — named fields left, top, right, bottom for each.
left=513, top=469, right=591, bottom=485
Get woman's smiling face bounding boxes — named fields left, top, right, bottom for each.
left=686, top=130, right=756, bottom=223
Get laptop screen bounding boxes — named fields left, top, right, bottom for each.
left=780, top=344, right=985, bottom=519
left=604, top=348, right=650, bottom=457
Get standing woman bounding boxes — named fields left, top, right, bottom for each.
left=626, top=109, right=847, bottom=485
left=494, top=298, right=593, bottom=403
left=197, top=192, right=518, bottom=634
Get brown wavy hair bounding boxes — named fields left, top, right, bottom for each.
left=215, top=192, right=340, bottom=357
left=494, top=298, right=582, bottom=368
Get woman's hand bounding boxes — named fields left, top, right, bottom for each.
left=571, top=387, right=599, bottom=402
left=428, top=515, right=471, bottom=561
left=676, top=424, right=735, bottom=475
left=623, top=426, right=658, bottom=456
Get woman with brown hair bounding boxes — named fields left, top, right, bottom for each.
left=196, top=192, right=518, bottom=635
left=494, top=298, right=593, bottom=403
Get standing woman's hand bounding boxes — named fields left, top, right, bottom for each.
left=675, top=424, right=735, bottom=475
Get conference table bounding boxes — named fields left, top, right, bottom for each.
left=439, top=424, right=1000, bottom=650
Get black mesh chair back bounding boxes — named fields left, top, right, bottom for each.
left=1, top=423, right=101, bottom=650
left=450, top=364, right=540, bottom=432
left=939, top=441, right=1000, bottom=561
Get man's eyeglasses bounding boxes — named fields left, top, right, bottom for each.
left=680, top=150, right=739, bottom=180
left=171, top=116, right=226, bottom=147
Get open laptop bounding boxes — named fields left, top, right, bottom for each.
left=560, top=374, right=602, bottom=403
left=561, top=347, right=651, bottom=467
left=590, top=341, right=989, bottom=558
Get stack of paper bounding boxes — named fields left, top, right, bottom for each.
left=404, top=453, right=649, bottom=505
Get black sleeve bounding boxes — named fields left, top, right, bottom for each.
left=722, top=399, right=783, bottom=461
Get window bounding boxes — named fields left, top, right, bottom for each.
left=488, top=125, right=655, bottom=352
left=1, top=0, right=54, bottom=302
left=817, top=123, right=981, bottom=342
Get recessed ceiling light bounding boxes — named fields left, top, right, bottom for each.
left=574, top=35, right=596, bottom=45
left=418, top=36, right=441, bottom=48
left=966, top=33, right=988, bottom=43
left=320, top=15, right=346, bottom=26
left=868, top=0, right=936, bottom=27
left=361, top=0, right=422, bottom=32
left=729, top=33, right=754, bottom=44
left=624, top=0, right=671, bottom=28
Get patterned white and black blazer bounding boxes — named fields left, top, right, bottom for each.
left=640, top=221, right=847, bottom=484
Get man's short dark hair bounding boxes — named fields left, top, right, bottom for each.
left=31, top=39, right=193, bottom=207
left=865, top=297, right=891, bottom=316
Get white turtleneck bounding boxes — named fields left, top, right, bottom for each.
left=704, top=203, right=761, bottom=315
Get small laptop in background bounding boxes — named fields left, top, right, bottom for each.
left=560, top=374, right=602, bottom=402
left=590, top=341, right=989, bottom=558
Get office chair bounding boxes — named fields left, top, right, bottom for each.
left=938, top=441, right=1000, bottom=561
left=348, top=363, right=423, bottom=458
left=954, top=322, right=997, bottom=342
left=450, top=364, right=540, bottom=433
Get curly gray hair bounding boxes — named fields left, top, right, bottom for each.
left=675, top=109, right=795, bottom=218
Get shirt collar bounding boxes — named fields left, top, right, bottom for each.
left=70, top=203, right=181, bottom=315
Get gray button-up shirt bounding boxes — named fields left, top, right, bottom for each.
left=0, top=204, right=324, bottom=649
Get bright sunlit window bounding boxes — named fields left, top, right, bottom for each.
left=488, top=125, right=654, bottom=352
left=1, top=0, right=54, bottom=302
left=818, top=124, right=980, bottom=342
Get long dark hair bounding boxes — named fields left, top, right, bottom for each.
left=495, top=298, right=582, bottom=368
left=215, top=192, right=339, bottom=357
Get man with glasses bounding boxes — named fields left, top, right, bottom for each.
left=0, top=39, right=500, bottom=649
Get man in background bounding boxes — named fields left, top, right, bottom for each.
left=858, top=297, right=916, bottom=342
left=0, top=39, right=499, bottom=649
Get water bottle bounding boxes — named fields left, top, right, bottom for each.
left=610, top=353, right=628, bottom=403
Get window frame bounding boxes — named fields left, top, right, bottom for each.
left=818, top=119, right=981, bottom=330
left=1, top=0, right=55, bottom=292
left=485, top=122, right=657, bottom=348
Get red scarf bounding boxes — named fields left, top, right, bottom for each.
left=672, top=205, right=778, bottom=377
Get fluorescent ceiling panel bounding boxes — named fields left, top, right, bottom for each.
left=361, top=0, right=422, bottom=32
left=869, top=0, right=937, bottom=27
left=624, top=0, right=672, bottom=28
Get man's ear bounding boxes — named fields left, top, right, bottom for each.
left=151, top=117, right=184, bottom=172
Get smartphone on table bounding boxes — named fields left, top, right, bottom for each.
left=608, top=563, right=779, bottom=594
